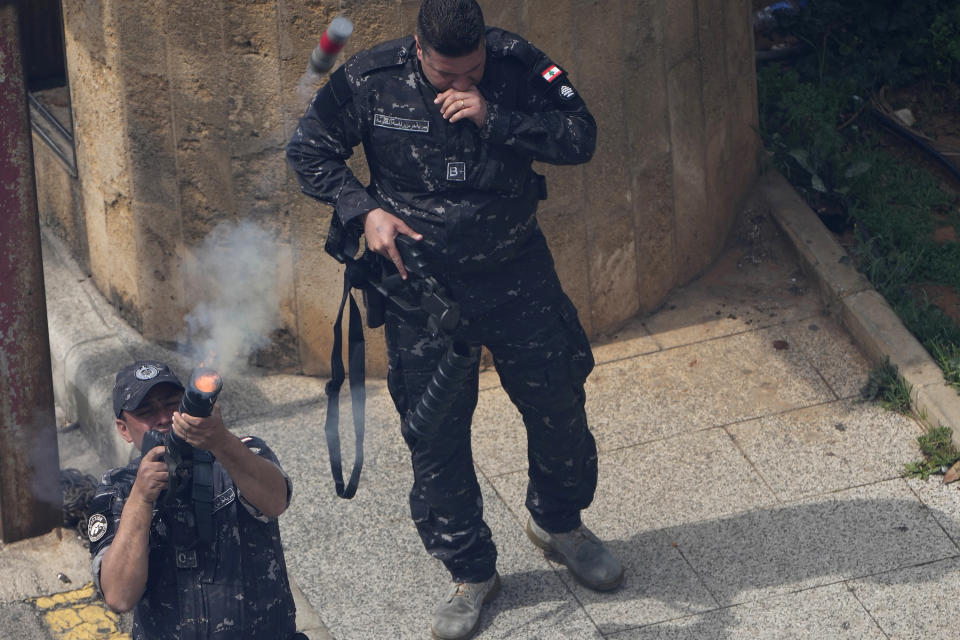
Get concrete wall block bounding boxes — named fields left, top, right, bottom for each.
left=61, top=0, right=109, bottom=67
left=508, top=0, right=574, bottom=63
left=121, top=71, right=179, bottom=210
left=32, top=141, right=89, bottom=273
left=725, top=0, right=755, bottom=93
left=697, top=0, right=729, bottom=123
left=632, top=154, right=676, bottom=311
left=231, top=148, right=291, bottom=227
left=176, top=146, right=237, bottom=235
left=350, top=1, right=405, bottom=46
left=65, top=25, right=133, bottom=293
left=536, top=194, right=592, bottom=334
left=133, top=202, right=184, bottom=342
left=666, top=56, right=710, bottom=283
left=165, top=2, right=239, bottom=235
left=223, top=2, right=285, bottom=148
left=622, top=0, right=674, bottom=311
left=274, top=240, right=299, bottom=343
left=566, top=0, right=640, bottom=332
left=99, top=193, right=140, bottom=315
left=589, top=231, right=640, bottom=334
left=704, top=117, right=731, bottom=217
left=663, top=0, right=697, bottom=69
left=479, top=0, right=521, bottom=33
left=114, top=0, right=168, bottom=78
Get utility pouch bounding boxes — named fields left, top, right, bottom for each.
left=363, top=284, right=386, bottom=328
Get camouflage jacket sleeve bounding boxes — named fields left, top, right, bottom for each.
left=285, top=66, right=380, bottom=224
left=235, top=436, right=293, bottom=522
left=479, top=33, right=597, bottom=166
left=85, top=467, right=136, bottom=595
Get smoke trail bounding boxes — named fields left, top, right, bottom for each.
left=296, top=68, right=322, bottom=110
left=181, top=221, right=284, bottom=375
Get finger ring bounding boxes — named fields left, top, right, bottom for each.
left=460, top=99, right=465, bottom=108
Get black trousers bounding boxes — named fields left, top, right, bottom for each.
left=385, top=291, right=598, bottom=583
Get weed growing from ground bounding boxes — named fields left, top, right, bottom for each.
left=903, top=426, right=960, bottom=479
left=860, top=358, right=913, bottom=413
left=929, top=340, right=960, bottom=391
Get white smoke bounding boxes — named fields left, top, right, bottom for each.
left=181, top=221, right=284, bottom=375
left=296, top=68, right=323, bottom=109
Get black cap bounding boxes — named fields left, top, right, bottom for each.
left=113, top=361, right=184, bottom=418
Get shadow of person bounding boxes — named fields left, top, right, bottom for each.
left=486, top=494, right=959, bottom=638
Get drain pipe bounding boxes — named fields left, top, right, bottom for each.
left=0, top=1, right=63, bottom=542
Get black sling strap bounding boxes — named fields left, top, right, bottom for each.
left=324, top=266, right=366, bottom=499
left=191, top=450, right=215, bottom=544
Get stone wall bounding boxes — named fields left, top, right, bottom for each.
left=40, top=0, right=759, bottom=377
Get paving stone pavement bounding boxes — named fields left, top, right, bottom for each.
left=2, top=171, right=958, bottom=639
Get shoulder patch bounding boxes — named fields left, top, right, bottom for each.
left=541, top=64, right=564, bottom=83
left=87, top=513, right=108, bottom=542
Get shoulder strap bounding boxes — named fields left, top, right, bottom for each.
left=323, top=266, right=366, bottom=499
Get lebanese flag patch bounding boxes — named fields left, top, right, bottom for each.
left=541, top=64, right=563, bottom=83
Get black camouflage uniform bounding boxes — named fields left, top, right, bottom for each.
left=287, top=27, right=599, bottom=583
left=87, top=437, right=297, bottom=640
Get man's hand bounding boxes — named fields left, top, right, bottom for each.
left=172, top=405, right=230, bottom=456
left=363, top=208, right=423, bottom=279
left=131, top=446, right=168, bottom=504
left=435, top=86, right=487, bottom=128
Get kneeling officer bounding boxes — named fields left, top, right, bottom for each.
left=86, top=360, right=301, bottom=640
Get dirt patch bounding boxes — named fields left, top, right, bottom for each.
left=934, top=222, right=958, bottom=245
left=913, top=283, right=960, bottom=326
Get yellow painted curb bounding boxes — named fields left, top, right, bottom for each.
left=31, top=582, right=129, bottom=640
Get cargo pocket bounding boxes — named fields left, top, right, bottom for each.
left=497, top=299, right=590, bottom=415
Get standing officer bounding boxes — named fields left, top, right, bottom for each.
left=287, top=1, right=623, bottom=638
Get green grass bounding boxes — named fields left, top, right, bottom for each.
left=757, top=0, right=960, bottom=395
left=903, top=426, right=960, bottom=479
left=860, top=358, right=913, bottom=413
left=929, top=339, right=960, bottom=391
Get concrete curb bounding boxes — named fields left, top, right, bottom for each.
left=756, top=169, right=960, bottom=441
left=41, top=228, right=335, bottom=639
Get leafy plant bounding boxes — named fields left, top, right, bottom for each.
left=860, top=357, right=913, bottom=413
left=929, top=5, right=960, bottom=84
left=929, top=340, right=960, bottom=391
left=903, top=426, right=960, bottom=479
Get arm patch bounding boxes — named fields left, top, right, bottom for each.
left=549, top=79, right=586, bottom=109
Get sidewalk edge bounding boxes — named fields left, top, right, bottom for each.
left=756, top=169, right=960, bottom=444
